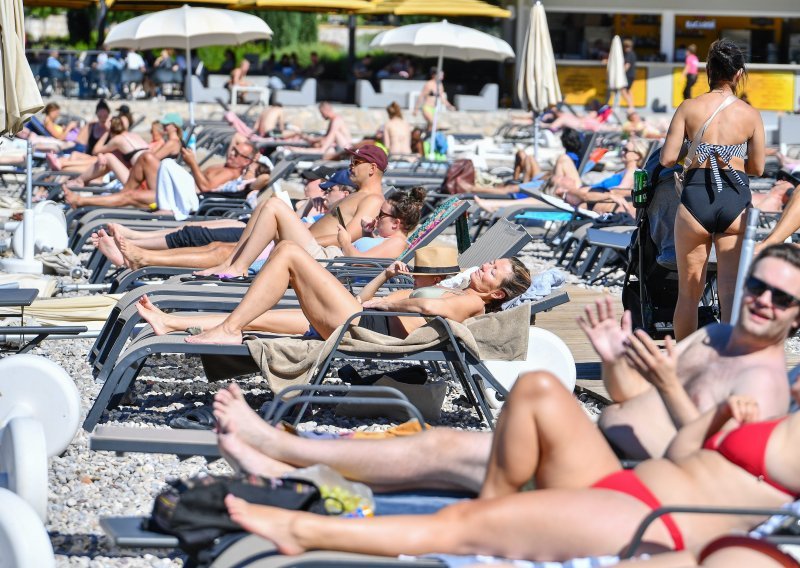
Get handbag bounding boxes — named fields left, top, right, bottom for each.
left=674, top=95, right=738, bottom=196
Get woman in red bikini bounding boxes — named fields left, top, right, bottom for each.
left=221, top=355, right=800, bottom=560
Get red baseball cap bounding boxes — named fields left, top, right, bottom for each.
left=345, top=144, right=388, bottom=172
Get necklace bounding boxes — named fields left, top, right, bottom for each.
left=709, top=88, right=732, bottom=95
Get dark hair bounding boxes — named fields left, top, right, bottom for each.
left=387, top=187, right=426, bottom=231
left=749, top=243, right=800, bottom=335
left=561, top=127, right=583, bottom=155
left=486, top=257, right=532, bottom=313
left=387, top=101, right=403, bottom=119
left=429, top=67, right=439, bottom=79
left=109, top=116, right=126, bottom=137
left=707, top=39, right=747, bottom=93
left=117, top=109, right=134, bottom=129
left=43, top=102, right=60, bottom=115
left=96, top=99, right=110, bottom=113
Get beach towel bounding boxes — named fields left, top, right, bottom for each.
left=156, top=159, right=199, bottom=221
left=0, top=293, right=123, bottom=330
left=238, top=304, right=531, bottom=395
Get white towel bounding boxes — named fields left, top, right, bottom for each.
left=156, top=159, right=199, bottom=221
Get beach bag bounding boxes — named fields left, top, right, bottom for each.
left=444, top=159, right=475, bottom=194
left=674, top=95, right=737, bottom=195
left=147, top=473, right=327, bottom=560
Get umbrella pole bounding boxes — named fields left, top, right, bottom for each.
left=428, top=49, right=444, bottom=161
left=730, top=208, right=761, bottom=326
left=186, top=39, right=195, bottom=126
left=533, top=110, right=539, bottom=161
left=0, top=139, right=43, bottom=274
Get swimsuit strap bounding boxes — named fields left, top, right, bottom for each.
left=694, top=142, right=748, bottom=192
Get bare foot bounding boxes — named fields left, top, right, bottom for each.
left=194, top=264, right=231, bottom=277
left=184, top=323, right=243, bottom=344
left=115, top=235, right=147, bottom=270
left=46, top=152, right=61, bottom=171
left=225, top=495, right=307, bottom=555
left=63, top=188, right=82, bottom=209
left=107, top=222, right=137, bottom=239
left=218, top=427, right=295, bottom=478
left=97, top=234, right=124, bottom=266
left=136, top=295, right=177, bottom=335
left=213, top=384, right=278, bottom=449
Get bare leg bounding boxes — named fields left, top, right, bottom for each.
left=481, top=372, right=620, bottom=499
left=121, top=152, right=159, bottom=192
left=63, top=187, right=155, bottom=210
left=117, top=236, right=235, bottom=269
left=713, top=212, right=746, bottom=324
left=185, top=240, right=363, bottom=344
left=673, top=204, right=712, bottom=340
left=137, top=295, right=310, bottom=336
left=224, top=485, right=671, bottom=558
left=213, top=383, right=491, bottom=493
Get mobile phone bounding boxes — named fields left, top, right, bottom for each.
left=180, top=137, right=188, bottom=149
left=334, top=207, right=346, bottom=227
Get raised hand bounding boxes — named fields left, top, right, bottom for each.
left=624, top=331, right=679, bottom=392
left=576, top=296, right=633, bottom=363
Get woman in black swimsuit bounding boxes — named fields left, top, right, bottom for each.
left=661, top=39, right=765, bottom=339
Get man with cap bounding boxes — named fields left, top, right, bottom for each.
left=195, top=144, right=386, bottom=278
left=64, top=131, right=258, bottom=214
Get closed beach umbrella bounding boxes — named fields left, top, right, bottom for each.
left=1, top=0, right=44, bottom=136
left=607, top=35, right=627, bottom=111
left=516, top=1, right=561, bottom=159
left=104, top=5, right=273, bottom=124
left=371, top=20, right=513, bottom=158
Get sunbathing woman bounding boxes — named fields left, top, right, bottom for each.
left=217, top=363, right=800, bottom=561
left=661, top=38, right=765, bottom=339
left=137, top=245, right=529, bottom=344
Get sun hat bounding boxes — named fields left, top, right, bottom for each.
left=320, top=168, right=356, bottom=190
left=408, top=246, right=460, bottom=275
left=160, top=112, right=184, bottom=128
left=345, top=144, right=388, bottom=172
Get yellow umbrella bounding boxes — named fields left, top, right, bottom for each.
left=234, top=0, right=372, bottom=11
left=363, top=0, right=510, bottom=18
left=22, top=0, right=98, bottom=7
left=2, top=0, right=44, bottom=135
left=107, top=0, right=236, bottom=8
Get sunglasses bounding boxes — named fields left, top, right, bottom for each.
left=232, top=147, right=254, bottom=161
left=377, top=210, right=396, bottom=220
left=745, top=276, right=800, bottom=309
left=350, top=158, right=370, bottom=167
left=323, top=185, right=352, bottom=194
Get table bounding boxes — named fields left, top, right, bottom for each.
left=231, top=86, right=269, bottom=113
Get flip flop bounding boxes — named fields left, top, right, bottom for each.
left=220, top=275, right=252, bottom=283
left=169, top=405, right=217, bottom=430
left=180, top=274, right=221, bottom=282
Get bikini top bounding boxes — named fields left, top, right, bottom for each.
left=119, top=134, right=148, bottom=164
left=703, top=417, right=797, bottom=497
left=693, top=141, right=748, bottom=192
left=409, top=286, right=452, bottom=299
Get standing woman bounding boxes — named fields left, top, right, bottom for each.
left=682, top=44, right=699, bottom=100
left=660, top=39, right=765, bottom=339
left=414, top=67, right=456, bottom=130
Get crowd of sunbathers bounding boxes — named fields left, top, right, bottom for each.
left=11, top=45, right=800, bottom=564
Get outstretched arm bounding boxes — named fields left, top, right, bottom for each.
left=362, top=292, right=485, bottom=323
left=755, top=183, right=800, bottom=252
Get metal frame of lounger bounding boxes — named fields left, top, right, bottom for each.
left=0, top=288, right=88, bottom=352
left=87, top=217, right=531, bottom=378
left=572, top=227, right=635, bottom=284
left=82, top=296, right=568, bottom=431
left=100, top=198, right=472, bottom=293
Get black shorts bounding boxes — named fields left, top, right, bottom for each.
left=357, top=314, right=392, bottom=336
left=165, top=226, right=244, bottom=249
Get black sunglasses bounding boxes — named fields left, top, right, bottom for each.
left=745, top=276, right=800, bottom=309
left=323, top=185, right=352, bottom=194
left=377, top=210, right=396, bottom=220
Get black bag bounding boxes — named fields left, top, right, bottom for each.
left=148, top=473, right=328, bottom=559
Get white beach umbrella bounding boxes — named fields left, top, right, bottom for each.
left=371, top=20, right=514, bottom=159
left=516, top=1, right=561, bottom=159
left=607, top=35, right=627, bottom=113
left=104, top=5, right=273, bottom=124
left=0, top=0, right=45, bottom=274
left=1, top=0, right=44, bottom=136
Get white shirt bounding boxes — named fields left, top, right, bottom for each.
left=126, top=52, right=145, bottom=70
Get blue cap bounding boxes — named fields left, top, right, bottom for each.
left=320, top=168, right=356, bottom=190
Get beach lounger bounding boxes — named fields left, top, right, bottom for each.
left=86, top=216, right=532, bottom=380
left=82, top=292, right=572, bottom=432
left=0, top=288, right=88, bottom=352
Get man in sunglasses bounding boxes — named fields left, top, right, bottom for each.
left=583, top=243, right=800, bottom=459
left=64, top=133, right=258, bottom=218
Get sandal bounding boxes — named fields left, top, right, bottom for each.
left=169, top=405, right=217, bottom=430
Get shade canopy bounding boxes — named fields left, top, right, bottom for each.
left=607, top=35, right=627, bottom=91
left=103, top=5, right=272, bottom=51
left=362, top=0, right=511, bottom=18
left=234, top=0, right=372, bottom=11
left=516, top=1, right=561, bottom=113
left=2, top=0, right=44, bottom=135
left=369, top=20, right=514, bottom=62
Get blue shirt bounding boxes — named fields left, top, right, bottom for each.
left=590, top=172, right=625, bottom=192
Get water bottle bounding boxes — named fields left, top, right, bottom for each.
left=187, top=133, right=197, bottom=153
left=632, top=169, right=649, bottom=208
